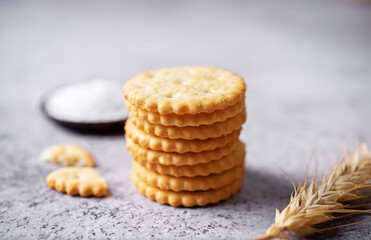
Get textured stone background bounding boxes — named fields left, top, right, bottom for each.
left=0, top=0, right=370, bottom=239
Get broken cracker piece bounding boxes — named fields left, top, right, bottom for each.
left=46, top=167, right=107, bottom=197
left=41, top=143, right=95, bottom=167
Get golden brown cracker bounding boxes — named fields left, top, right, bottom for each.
left=41, top=143, right=95, bottom=167
left=126, top=100, right=245, bottom=127
left=126, top=137, right=239, bottom=166
left=133, top=141, right=245, bottom=177
left=131, top=173, right=243, bottom=207
left=125, top=119, right=241, bottom=153
left=130, top=109, right=246, bottom=140
left=132, top=161, right=245, bottom=192
left=46, top=167, right=107, bottom=197
left=122, top=67, right=246, bottom=115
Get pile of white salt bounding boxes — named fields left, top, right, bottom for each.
left=44, top=79, right=128, bottom=123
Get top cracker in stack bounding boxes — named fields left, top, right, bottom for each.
left=123, top=66, right=246, bottom=207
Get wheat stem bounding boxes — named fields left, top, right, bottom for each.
left=318, top=218, right=371, bottom=232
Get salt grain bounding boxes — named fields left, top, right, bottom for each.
left=45, top=79, right=128, bottom=123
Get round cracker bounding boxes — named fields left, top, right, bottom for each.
left=131, top=173, right=243, bottom=207
left=132, top=161, right=245, bottom=192
left=125, top=119, right=241, bottom=153
left=130, top=109, right=246, bottom=140
left=126, top=100, right=245, bottom=127
left=126, top=138, right=239, bottom=166
left=122, top=66, right=246, bottom=115
left=133, top=141, right=245, bottom=177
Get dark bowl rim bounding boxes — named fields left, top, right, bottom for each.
left=40, top=79, right=128, bottom=131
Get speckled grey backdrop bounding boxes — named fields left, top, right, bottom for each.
left=0, top=0, right=370, bottom=239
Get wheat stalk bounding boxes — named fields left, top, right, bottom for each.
left=257, top=143, right=371, bottom=239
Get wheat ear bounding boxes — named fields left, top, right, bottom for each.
left=257, top=143, right=371, bottom=239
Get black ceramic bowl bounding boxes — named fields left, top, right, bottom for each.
left=40, top=80, right=128, bottom=134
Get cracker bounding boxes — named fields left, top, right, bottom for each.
left=41, top=143, right=95, bottom=167
left=126, top=137, right=239, bottom=166
left=125, top=119, right=241, bottom=153
left=131, top=173, right=243, bottom=207
left=126, top=99, right=245, bottom=127
left=46, top=167, right=107, bottom=197
left=130, top=109, right=246, bottom=140
left=134, top=141, right=245, bottom=177
left=122, top=66, right=246, bottom=115
left=132, top=161, right=245, bottom=192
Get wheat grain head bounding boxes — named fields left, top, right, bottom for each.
left=257, top=143, right=371, bottom=239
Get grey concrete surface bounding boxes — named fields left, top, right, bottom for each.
left=0, top=0, right=370, bottom=239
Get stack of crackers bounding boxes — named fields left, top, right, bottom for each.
left=123, top=67, right=246, bottom=207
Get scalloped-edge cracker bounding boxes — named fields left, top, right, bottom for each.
left=131, top=173, right=243, bottom=207
left=125, top=119, right=241, bottom=153
left=132, top=161, right=245, bottom=192
left=41, top=143, right=95, bottom=167
left=134, top=141, right=245, bottom=177
left=126, top=100, right=245, bottom=127
left=130, top=109, right=246, bottom=140
left=122, top=67, right=246, bottom=115
left=126, top=137, right=239, bottom=166
left=46, top=167, right=107, bottom=197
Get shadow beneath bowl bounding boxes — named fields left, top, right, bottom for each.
left=48, top=118, right=126, bottom=136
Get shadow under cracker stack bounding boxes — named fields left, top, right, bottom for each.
left=122, top=66, right=247, bottom=207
